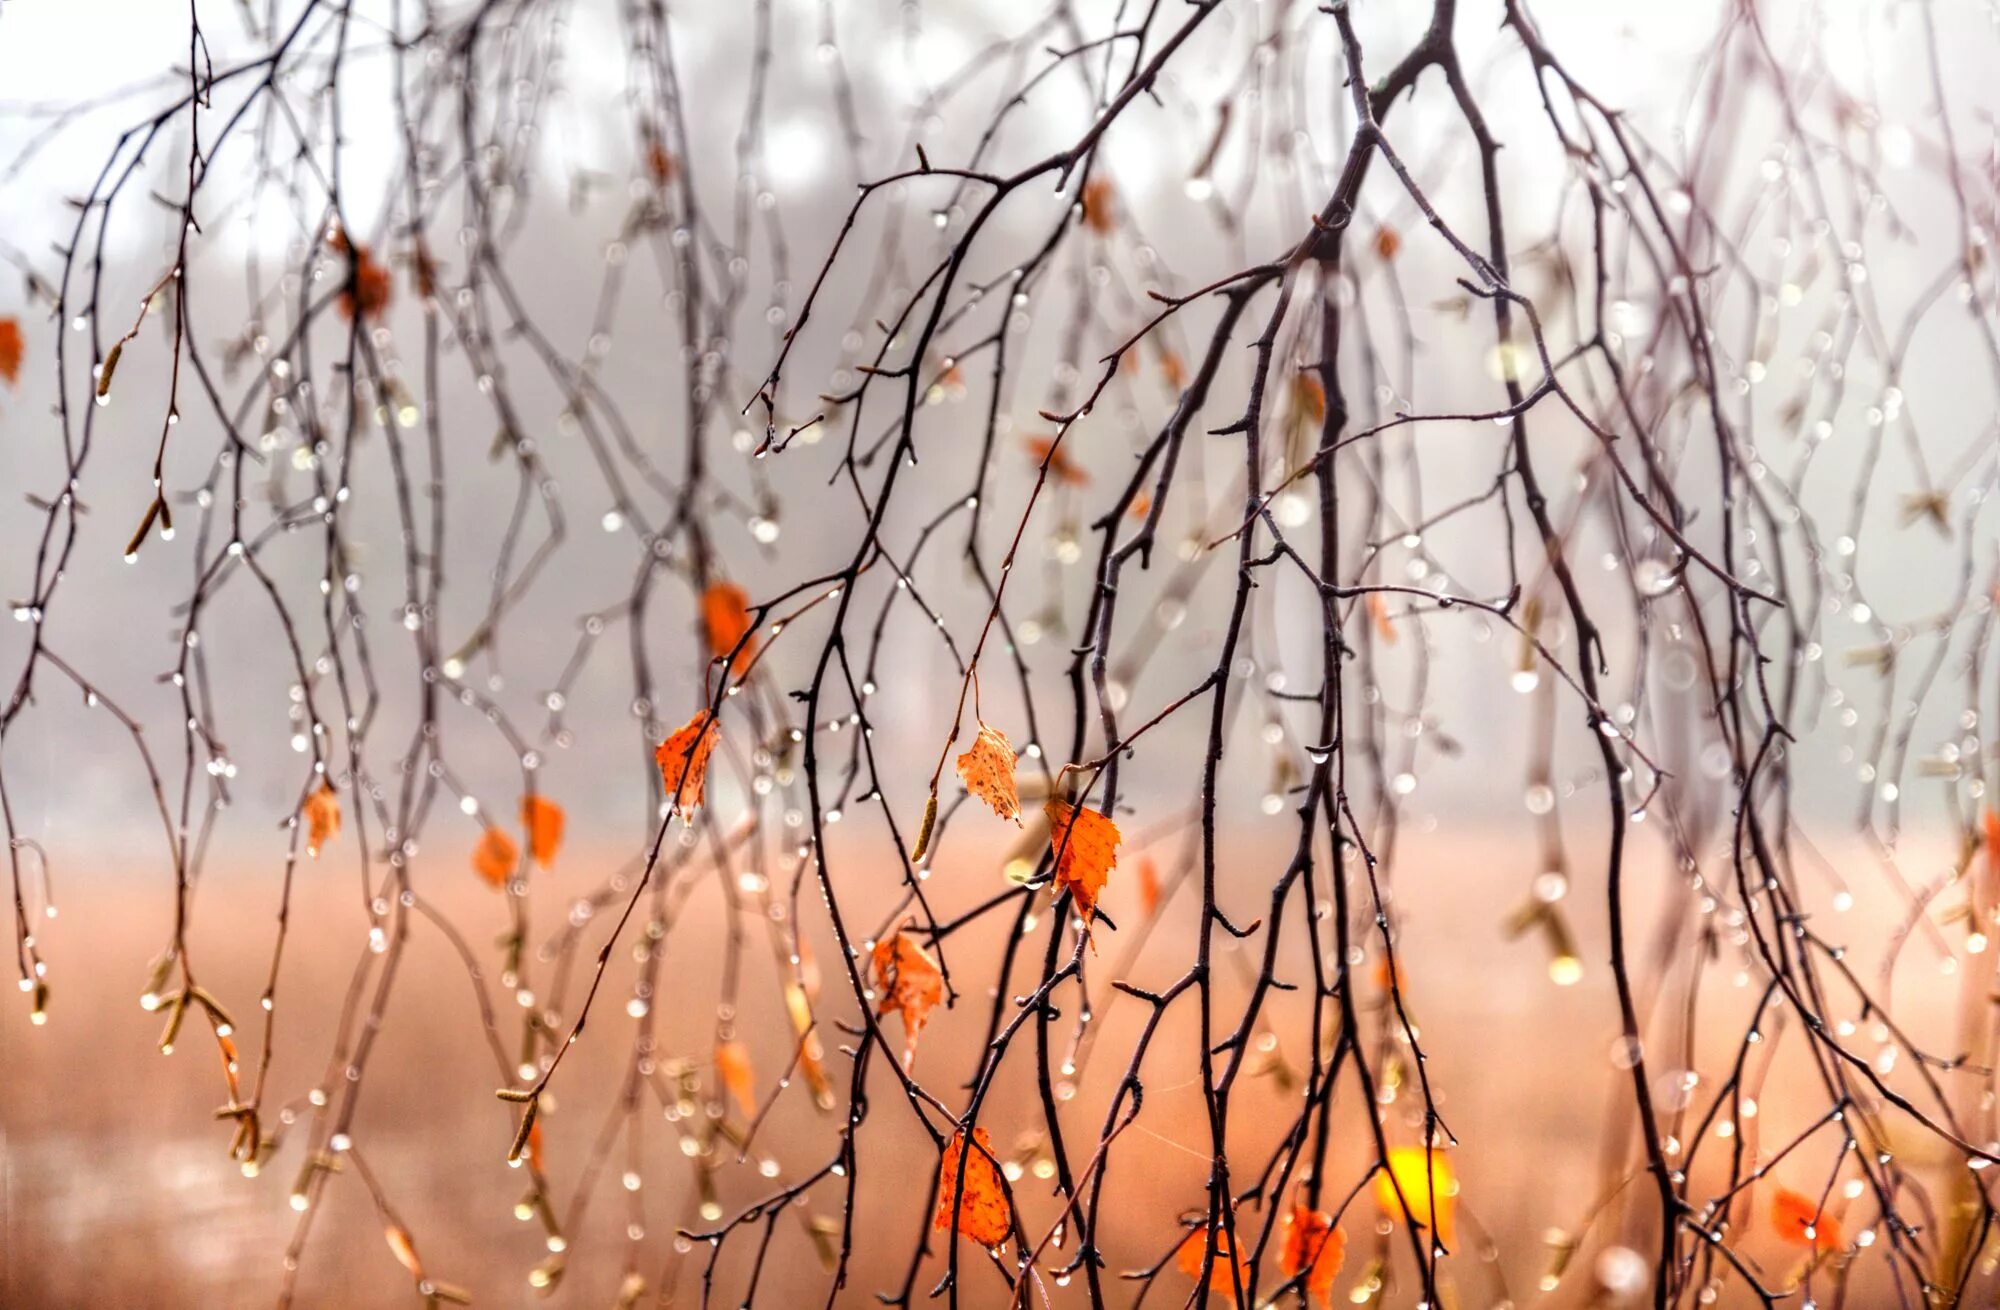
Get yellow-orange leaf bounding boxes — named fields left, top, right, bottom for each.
left=1159, top=349, right=1187, bottom=391
left=473, top=825, right=518, bottom=889
left=1174, top=1224, right=1250, bottom=1294
left=655, top=709, right=720, bottom=815
left=702, top=582, right=755, bottom=672
left=1771, top=1186, right=1843, bottom=1251
left=521, top=794, right=564, bottom=866
left=956, top=723, right=1021, bottom=825
left=385, top=1224, right=424, bottom=1279
left=1045, top=797, right=1120, bottom=916
left=1280, top=1206, right=1346, bottom=1307
left=1027, top=436, right=1089, bottom=486
left=871, top=930, right=943, bottom=1066
left=527, top=1118, right=545, bottom=1174
left=935, top=1127, right=1011, bottom=1248
left=1373, top=225, right=1402, bottom=260
left=304, top=783, right=340, bottom=857
left=1367, top=592, right=1398, bottom=645
left=1373, top=1146, right=1456, bottom=1247
left=1985, top=807, right=2000, bottom=873
left=0, top=317, right=21, bottom=386
left=334, top=240, right=393, bottom=322
left=716, top=1040, right=757, bottom=1117
left=1291, top=373, right=1327, bottom=424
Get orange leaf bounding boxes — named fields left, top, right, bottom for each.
left=715, top=1040, right=757, bottom=1117
left=655, top=709, right=720, bottom=815
left=934, top=1127, right=1012, bottom=1248
left=1045, top=797, right=1120, bottom=916
left=1290, top=373, right=1326, bottom=425
left=1367, top=592, right=1398, bottom=645
left=0, top=317, right=22, bottom=386
left=1771, top=1186, right=1843, bottom=1252
left=1373, top=225, right=1402, bottom=260
left=521, top=794, right=564, bottom=867
left=1174, top=1223, right=1250, bottom=1295
left=646, top=141, right=678, bottom=185
left=956, top=722, right=1022, bottom=825
left=1280, top=1206, right=1346, bottom=1307
left=304, top=783, right=340, bottom=857
left=1137, top=854, right=1162, bottom=918
left=385, top=1224, right=424, bottom=1279
left=1080, top=178, right=1116, bottom=234
left=871, top=929, right=943, bottom=1066
left=1159, top=349, right=1187, bottom=391
left=1027, top=436, right=1089, bottom=486
left=1984, top=807, right=2000, bottom=873
left=702, top=582, right=756, bottom=672
left=527, top=1117, right=545, bottom=1174
left=1373, top=1146, right=1456, bottom=1247
left=472, top=825, right=519, bottom=889
left=335, top=243, right=393, bottom=321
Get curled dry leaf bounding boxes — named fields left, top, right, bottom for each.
left=332, top=236, right=393, bottom=322
left=870, top=929, right=943, bottom=1066
left=655, top=709, right=720, bottom=815
left=472, top=825, right=519, bottom=890
left=1045, top=797, right=1120, bottom=917
left=1771, top=1186, right=1843, bottom=1252
left=1174, top=1223, right=1250, bottom=1294
left=1279, top=1205, right=1346, bottom=1307
left=521, top=794, right=564, bottom=866
left=702, top=582, right=755, bottom=672
left=934, top=1127, right=1011, bottom=1248
left=304, top=783, right=340, bottom=857
left=715, top=1039, right=756, bottom=1117
left=0, top=316, right=22, bottom=386
left=1373, top=1145, right=1456, bottom=1247
left=955, top=722, right=1021, bottom=825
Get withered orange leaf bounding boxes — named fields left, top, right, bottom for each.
left=1373, top=224, right=1402, bottom=260
left=715, top=1039, right=757, bottom=1117
left=956, top=722, right=1022, bottom=825
left=1174, top=1223, right=1250, bottom=1294
left=304, top=783, right=340, bottom=857
left=934, top=1127, right=1011, bottom=1248
left=871, top=929, right=943, bottom=1066
left=527, top=1117, right=546, bottom=1174
left=0, top=316, right=22, bottom=386
left=1080, top=177, right=1116, bottom=234
left=473, top=825, right=518, bottom=889
left=702, top=582, right=755, bottom=671
left=1367, top=592, right=1398, bottom=645
left=1159, top=348, right=1187, bottom=391
left=385, top=1224, right=424, bottom=1279
left=1045, top=797, right=1120, bottom=916
left=1137, top=854, right=1162, bottom=918
left=647, top=141, right=678, bottom=185
left=335, top=242, right=393, bottom=322
left=1290, top=373, right=1327, bottom=425
left=1279, top=1206, right=1346, bottom=1307
left=1771, top=1186, right=1843, bottom=1251
left=521, top=794, right=564, bottom=866
left=1027, top=436, right=1089, bottom=486
left=655, top=709, right=720, bottom=815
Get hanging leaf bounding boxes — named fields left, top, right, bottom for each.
left=1290, top=373, right=1327, bottom=425
left=1367, top=592, right=1398, bottom=645
left=934, top=1127, right=1011, bottom=1248
left=1174, top=1223, right=1250, bottom=1295
left=0, top=316, right=22, bottom=386
left=1771, top=1186, right=1843, bottom=1252
left=702, top=582, right=755, bottom=671
left=956, top=722, right=1022, bottom=825
left=1279, top=1205, right=1346, bottom=1307
left=1159, top=348, right=1187, bottom=391
left=1373, top=1146, right=1456, bottom=1247
left=521, top=794, right=564, bottom=866
left=1373, top=225, right=1402, bottom=260
left=647, top=141, right=678, bottom=185
left=385, top=1224, right=424, bottom=1279
left=655, top=709, right=720, bottom=815
left=1984, top=807, right=2000, bottom=873
left=1026, top=436, right=1089, bottom=486
left=1045, top=797, right=1120, bottom=916
left=473, top=825, right=519, bottom=890
left=715, top=1040, right=757, bottom=1117
left=1137, top=855, right=1162, bottom=918
left=332, top=236, right=393, bottom=322
left=1079, top=177, right=1116, bottom=234
left=304, top=783, right=340, bottom=858
left=527, top=1117, right=545, bottom=1174
left=870, top=929, right=943, bottom=1067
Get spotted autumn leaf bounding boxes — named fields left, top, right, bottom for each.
left=1026, top=436, right=1089, bottom=486
left=521, top=794, right=564, bottom=866
left=934, top=1127, right=1011, bottom=1248
left=0, top=316, right=22, bottom=386
left=1771, top=1186, right=1843, bottom=1251
left=472, top=825, right=518, bottom=890
left=870, top=929, right=943, bottom=1067
left=702, top=581, right=755, bottom=671
left=304, top=783, right=340, bottom=857
left=715, top=1039, right=756, bottom=1117
left=1079, top=177, right=1116, bottom=234
left=955, top=722, right=1021, bottom=825
left=1174, top=1222, right=1250, bottom=1294
left=1373, top=1145, right=1456, bottom=1246
left=1279, top=1205, right=1346, bottom=1307
left=655, top=709, right=720, bottom=815
left=1045, top=796, right=1120, bottom=916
